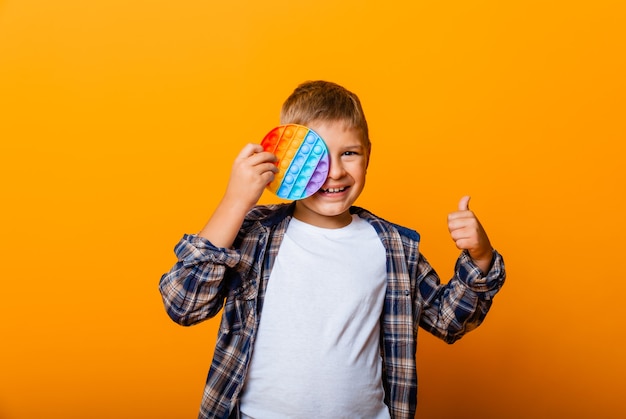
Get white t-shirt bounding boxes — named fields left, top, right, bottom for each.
left=239, top=215, right=390, bottom=419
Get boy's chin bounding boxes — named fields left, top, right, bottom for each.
left=298, top=198, right=350, bottom=214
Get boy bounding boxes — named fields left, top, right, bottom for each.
left=159, top=80, right=506, bottom=419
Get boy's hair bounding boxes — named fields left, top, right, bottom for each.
left=280, top=80, right=370, bottom=149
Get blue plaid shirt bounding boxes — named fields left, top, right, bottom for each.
left=159, top=203, right=506, bottom=419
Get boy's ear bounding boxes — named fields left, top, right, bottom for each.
left=366, top=142, right=372, bottom=168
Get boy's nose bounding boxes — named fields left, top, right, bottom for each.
left=327, top=157, right=346, bottom=179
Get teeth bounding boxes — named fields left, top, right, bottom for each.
left=322, top=187, right=346, bottom=193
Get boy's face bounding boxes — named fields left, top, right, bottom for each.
left=293, top=120, right=369, bottom=229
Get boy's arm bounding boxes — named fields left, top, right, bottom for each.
left=198, top=143, right=277, bottom=248
left=159, top=143, right=277, bottom=325
left=417, top=196, right=505, bottom=343
left=416, top=249, right=505, bottom=343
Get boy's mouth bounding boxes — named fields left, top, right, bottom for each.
left=320, top=186, right=347, bottom=194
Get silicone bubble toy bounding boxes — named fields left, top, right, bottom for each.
left=261, top=124, right=329, bottom=200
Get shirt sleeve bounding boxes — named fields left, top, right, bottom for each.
left=455, top=249, right=505, bottom=297
left=416, top=249, right=506, bottom=343
left=158, top=234, right=241, bottom=326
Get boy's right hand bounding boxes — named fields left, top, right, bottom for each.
left=223, top=143, right=278, bottom=212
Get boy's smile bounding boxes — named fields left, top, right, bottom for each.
left=293, top=120, right=369, bottom=229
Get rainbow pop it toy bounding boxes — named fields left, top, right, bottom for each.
left=261, top=124, right=329, bottom=200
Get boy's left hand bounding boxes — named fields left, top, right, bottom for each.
left=447, top=196, right=494, bottom=274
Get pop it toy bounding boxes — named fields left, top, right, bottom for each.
left=261, top=124, right=329, bottom=200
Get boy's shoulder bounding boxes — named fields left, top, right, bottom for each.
left=245, top=203, right=295, bottom=227
left=350, top=206, right=421, bottom=243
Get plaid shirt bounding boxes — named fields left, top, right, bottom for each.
left=159, top=203, right=505, bottom=419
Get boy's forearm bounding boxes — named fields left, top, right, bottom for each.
left=198, top=196, right=250, bottom=248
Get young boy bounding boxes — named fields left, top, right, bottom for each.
left=159, top=80, right=506, bottom=419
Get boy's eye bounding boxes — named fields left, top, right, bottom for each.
left=343, top=151, right=358, bottom=156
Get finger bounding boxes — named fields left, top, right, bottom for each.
left=259, top=169, right=277, bottom=185
left=458, top=195, right=471, bottom=212
left=448, top=218, right=470, bottom=232
left=449, top=226, right=472, bottom=248
left=453, top=237, right=475, bottom=251
left=250, top=151, right=278, bottom=165
left=256, top=162, right=279, bottom=175
left=237, top=143, right=265, bottom=159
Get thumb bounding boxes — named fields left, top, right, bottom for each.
left=458, top=195, right=471, bottom=211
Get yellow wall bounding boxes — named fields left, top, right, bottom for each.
left=1, top=1, right=624, bottom=418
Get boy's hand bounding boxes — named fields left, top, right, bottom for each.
left=447, top=196, right=494, bottom=274
left=223, top=143, right=278, bottom=211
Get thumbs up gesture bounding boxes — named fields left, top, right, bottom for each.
left=447, top=196, right=494, bottom=274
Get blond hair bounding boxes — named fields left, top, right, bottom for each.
left=280, top=80, right=370, bottom=148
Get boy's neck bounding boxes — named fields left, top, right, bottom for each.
left=292, top=202, right=353, bottom=229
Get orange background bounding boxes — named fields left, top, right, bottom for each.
left=1, top=1, right=625, bottom=418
